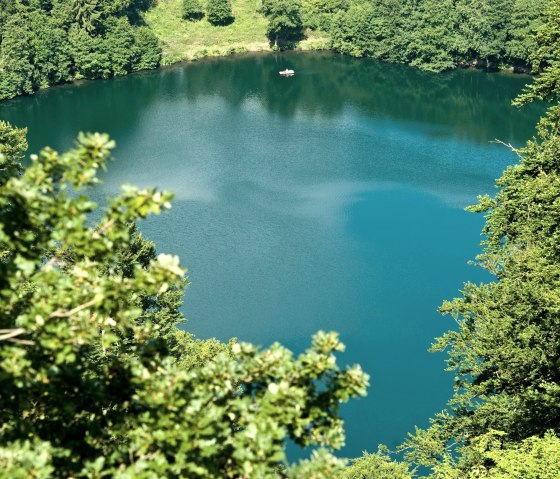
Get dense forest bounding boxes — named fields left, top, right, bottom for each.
left=329, top=0, right=546, bottom=72
left=0, top=0, right=550, bottom=100
left=1, top=0, right=560, bottom=477
left=0, top=0, right=162, bottom=101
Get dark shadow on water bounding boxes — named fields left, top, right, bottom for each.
left=0, top=51, right=544, bottom=153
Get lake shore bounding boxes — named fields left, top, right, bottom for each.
left=0, top=0, right=534, bottom=107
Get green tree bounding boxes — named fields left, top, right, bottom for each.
left=343, top=447, right=412, bottom=479
left=132, top=26, right=162, bottom=70
left=0, top=0, right=160, bottom=100
left=0, top=0, right=16, bottom=32
left=404, top=0, right=458, bottom=72
left=300, top=0, right=347, bottom=31
left=481, top=432, right=560, bottom=479
left=71, top=0, right=102, bottom=33
left=505, top=0, right=547, bottom=69
left=206, top=0, right=234, bottom=26
left=0, top=120, right=27, bottom=264
left=0, top=121, right=27, bottom=185
left=330, top=0, right=409, bottom=63
left=103, top=17, right=138, bottom=76
left=182, top=0, right=204, bottom=21
left=32, top=12, right=72, bottom=88
left=454, top=0, right=513, bottom=68
left=515, top=0, right=560, bottom=105
left=427, top=431, right=560, bottom=479
left=0, top=9, right=71, bottom=100
left=330, top=3, right=382, bottom=58
left=261, top=0, right=304, bottom=48
left=327, top=0, right=547, bottom=72
left=68, top=27, right=112, bottom=79
left=0, top=132, right=368, bottom=477
left=94, top=0, right=154, bottom=20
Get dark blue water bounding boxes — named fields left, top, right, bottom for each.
left=0, top=52, right=543, bottom=457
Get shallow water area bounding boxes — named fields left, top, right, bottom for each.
left=0, top=51, right=544, bottom=457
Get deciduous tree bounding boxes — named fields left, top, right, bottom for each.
left=182, top=0, right=204, bottom=21
left=260, top=0, right=304, bottom=48
left=206, top=0, right=234, bottom=26
left=0, top=132, right=368, bottom=477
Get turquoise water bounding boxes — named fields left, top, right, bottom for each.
left=0, top=52, right=543, bottom=457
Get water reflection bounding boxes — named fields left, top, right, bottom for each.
left=98, top=102, right=518, bottom=213
left=1, top=52, right=543, bottom=149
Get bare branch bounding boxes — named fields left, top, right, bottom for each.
left=491, top=139, right=522, bottom=158
left=96, top=218, right=115, bottom=236
left=0, top=328, right=26, bottom=341
left=8, top=338, right=35, bottom=346
left=50, top=299, right=97, bottom=318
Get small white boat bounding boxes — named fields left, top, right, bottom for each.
left=279, top=69, right=295, bottom=76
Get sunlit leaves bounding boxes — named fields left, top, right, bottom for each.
left=0, top=133, right=368, bottom=477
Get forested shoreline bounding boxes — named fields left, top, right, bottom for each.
left=1, top=0, right=560, bottom=477
left=0, top=0, right=549, bottom=101
left=0, top=0, right=162, bottom=101
left=328, top=0, right=545, bottom=72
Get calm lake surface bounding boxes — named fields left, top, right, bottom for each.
left=0, top=52, right=543, bottom=457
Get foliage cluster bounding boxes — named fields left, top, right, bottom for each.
left=206, top=0, right=234, bottom=25
left=182, top=0, right=204, bottom=21
left=0, top=121, right=27, bottom=185
left=0, top=123, right=368, bottom=476
left=515, top=0, right=560, bottom=105
left=342, top=447, right=412, bottom=479
left=328, top=0, right=547, bottom=72
left=0, top=0, right=162, bottom=101
left=259, top=0, right=304, bottom=48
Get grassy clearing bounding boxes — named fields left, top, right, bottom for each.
left=144, top=0, right=329, bottom=64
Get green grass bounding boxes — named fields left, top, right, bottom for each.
left=144, top=0, right=329, bottom=64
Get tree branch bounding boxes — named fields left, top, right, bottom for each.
left=50, top=299, right=97, bottom=318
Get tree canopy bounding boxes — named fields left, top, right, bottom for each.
left=0, top=124, right=368, bottom=477
left=0, top=0, right=161, bottom=100
left=328, top=0, right=547, bottom=72
left=206, top=0, right=234, bottom=26
left=182, top=0, right=204, bottom=21
left=260, top=0, right=304, bottom=48
left=515, top=0, right=560, bottom=105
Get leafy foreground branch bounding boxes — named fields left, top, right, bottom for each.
left=0, top=128, right=368, bottom=478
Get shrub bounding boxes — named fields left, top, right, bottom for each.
left=182, top=0, right=204, bottom=21
left=206, top=0, right=233, bottom=26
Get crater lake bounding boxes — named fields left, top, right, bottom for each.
left=0, top=51, right=544, bottom=458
